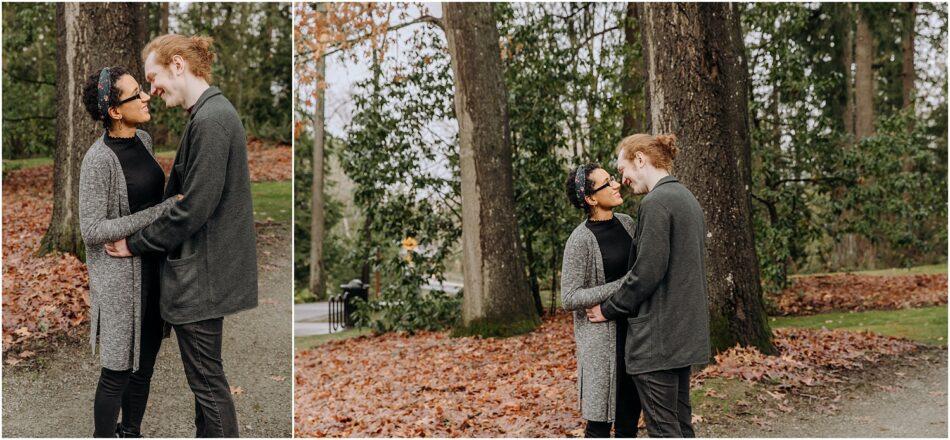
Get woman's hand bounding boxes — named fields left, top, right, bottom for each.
left=587, top=305, right=607, bottom=322
left=105, top=238, right=132, bottom=258
left=176, top=194, right=184, bottom=201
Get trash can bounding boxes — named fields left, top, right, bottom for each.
left=340, top=279, right=368, bottom=328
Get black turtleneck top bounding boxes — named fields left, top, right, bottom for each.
left=103, top=133, right=165, bottom=214
left=584, top=216, right=633, bottom=283
left=103, top=132, right=166, bottom=310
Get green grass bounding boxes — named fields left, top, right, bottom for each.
left=849, top=263, right=947, bottom=276
left=295, top=328, right=373, bottom=352
left=2, top=154, right=289, bottom=224
left=792, top=262, right=947, bottom=278
left=771, top=305, right=948, bottom=346
left=3, top=156, right=53, bottom=171
left=3, top=150, right=177, bottom=172
left=251, top=180, right=291, bottom=224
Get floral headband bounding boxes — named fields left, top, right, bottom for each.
left=97, top=67, right=112, bottom=121
left=574, top=164, right=587, bottom=206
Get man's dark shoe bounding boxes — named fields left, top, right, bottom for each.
left=116, top=424, right=143, bottom=438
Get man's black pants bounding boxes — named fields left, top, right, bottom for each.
left=174, top=317, right=239, bottom=438
left=632, top=366, right=694, bottom=438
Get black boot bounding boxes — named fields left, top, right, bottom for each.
left=116, top=423, right=143, bottom=438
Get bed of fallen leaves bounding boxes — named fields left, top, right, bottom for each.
left=2, top=141, right=290, bottom=360
left=772, top=273, right=947, bottom=316
left=294, top=313, right=922, bottom=437
left=695, top=328, right=920, bottom=390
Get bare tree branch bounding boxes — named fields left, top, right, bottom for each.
left=322, top=14, right=444, bottom=58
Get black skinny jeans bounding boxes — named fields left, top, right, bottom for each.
left=175, top=317, right=240, bottom=437
left=93, top=271, right=164, bottom=438
left=633, top=365, right=695, bottom=438
left=585, top=319, right=642, bottom=438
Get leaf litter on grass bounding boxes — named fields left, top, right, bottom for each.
left=773, top=273, right=947, bottom=316
left=294, top=313, right=922, bottom=437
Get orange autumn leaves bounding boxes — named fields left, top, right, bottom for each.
left=2, top=166, right=88, bottom=361
left=295, top=316, right=580, bottom=437
left=697, top=328, right=920, bottom=389
left=294, top=304, right=929, bottom=437
left=773, top=273, right=947, bottom=316
left=2, top=142, right=291, bottom=361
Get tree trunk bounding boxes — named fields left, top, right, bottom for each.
left=621, top=2, right=644, bottom=136
left=902, top=3, right=916, bottom=113
left=40, top=3, right=147, bottom=259
left=309, top=3, right=327, bottom=300
left=160, top=2, right=169, bottom=34
left=854, top=7, right=875, bottom=140
left=443, top=2, right=539, bottom=337
left=844, top=6, right=877, bottom=269
left=640, top=3, right=775, bottom=354
left=841, top=4, right=856, bottom=137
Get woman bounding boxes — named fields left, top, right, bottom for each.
left=561, top=164, right=641, bottom=437
left=79, top=66, right=180, bottom=437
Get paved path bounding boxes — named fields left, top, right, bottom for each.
left=704, top=348, right=948, bottom=438
left=294, top=302, right=338, bottom=337
left=2, top=225, right=293, bottom=437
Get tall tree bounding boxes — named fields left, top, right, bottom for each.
left=640, top=3, right=775, bottom=354
left=443, top=2, right=539, bottom=336
left=840, top=5, right=877, bottom=269
left=854, top=6, right=875, bottom=140
left=40, top=3, right=147, bottom=258
left=621, top=2, right=645, bottom=136
left=309, top=3, right=328, bottom=300
left=902, top=2, right=917, bottom=112
left=160, top=2, right=169, bottom=34
left=840, top=4, right=856, bottom=137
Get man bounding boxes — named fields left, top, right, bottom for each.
left=106, top=34, right=257, bottom=437
left=587, top=133, right=710, bottom=437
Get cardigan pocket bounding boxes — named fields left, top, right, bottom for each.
left=163, top=252, right=204, bottom=309
left=162, top=227, right=208, bottom=310
left=626, top=313, right=655, bottom=359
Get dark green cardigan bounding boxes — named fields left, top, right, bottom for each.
left=127, top=86, right=258, bottom=324
left=601, top=176, right=711, bottom=375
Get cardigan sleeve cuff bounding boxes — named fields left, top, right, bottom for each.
left=127, top=231, right=147, bottom=256
left=601, top=298, right=625, bottom=321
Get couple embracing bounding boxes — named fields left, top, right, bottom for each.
left=562, top=134, right=711, bottom=438
left=78, top=34, right=257, bottom=437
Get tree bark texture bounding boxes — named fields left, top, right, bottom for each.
left=443, top=2, right=539, bottom=336
left=639, top=3, right=775, bottom=354
left=41, top=2, right=147, bottom=259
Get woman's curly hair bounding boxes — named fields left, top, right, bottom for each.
left=565, top=163, right=601, bottom=217
left=81, top=66, right=128, bottom=130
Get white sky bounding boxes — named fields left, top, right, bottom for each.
left=309, top=4, right=946, bottom=139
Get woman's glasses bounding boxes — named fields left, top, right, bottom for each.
left=590, top=175, right=618, bottom=194
left=115, top=88, right=146, bottom=106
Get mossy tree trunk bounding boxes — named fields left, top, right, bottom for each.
left=40, top=3, right=147, bottom=260
left=443, top=2, right=539, bottom=337
left=640, top=3, right=776, bottom=354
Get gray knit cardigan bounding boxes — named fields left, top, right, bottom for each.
left=79, top=130, right=176, bottom=371
left=560, top=213, right=636, bottom=422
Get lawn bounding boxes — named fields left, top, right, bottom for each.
left=2, top=150, right=177, bottom=173
left=252, top=180, right=291, bottom=224
left=771, top=305, right=948, bottom=346
left=793, top=262, right=947, bottom=277
left=295, top=328, right=373, bottom=352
